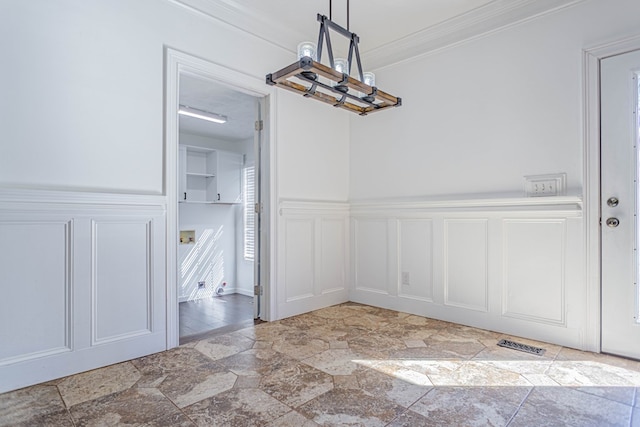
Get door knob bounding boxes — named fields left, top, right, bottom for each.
left=606, top=217, right=620, bottom=228
left=607, top=197, right=619, bottom=207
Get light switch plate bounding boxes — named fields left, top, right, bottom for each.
left=524, top=173, right=566, bottom=197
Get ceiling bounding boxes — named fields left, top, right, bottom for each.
left=179, top=74, right=257, bottom=141
left=205, top=0, right=497, bottom=55
left=176, top=0, right=584, bottom=141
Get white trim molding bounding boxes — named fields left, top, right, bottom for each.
left=172, top=0, right=587, bottom=70
left=367, top=0, right=586, bottom=69
left=164, top=47, right=278, bottom=347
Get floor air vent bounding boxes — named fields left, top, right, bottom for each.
left=497, top=339, right=546, bottom=356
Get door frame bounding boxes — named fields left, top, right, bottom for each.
left=164, top=47, right=278, bottom=348
left=584, top=34, right=640, bottom=353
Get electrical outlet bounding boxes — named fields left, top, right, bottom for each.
left=401, top=272, right=410, bottom=286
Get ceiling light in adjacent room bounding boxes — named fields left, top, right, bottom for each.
left=178, top=105, right=227, bottom=124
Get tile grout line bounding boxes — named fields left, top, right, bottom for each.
left=132, top=352, right=206, bottom=426
left=504, top=385, right=534, bottom=427
left=54, top=384, right=78, bottom=427
left=630, top=388, right=638, bottom=427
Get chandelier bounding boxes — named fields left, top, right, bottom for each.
left=266, top=0, right=401, bottom=116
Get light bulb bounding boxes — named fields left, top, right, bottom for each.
left=334, top=58, right=349, bottom=75
left=360, top=72, right=377, bottom=103
left=297, top=41, right=317, bottom=61
left=363, top=72, right=375, bottom=87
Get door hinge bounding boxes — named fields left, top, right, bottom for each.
left=255, top=120, right=264, bottom=131
left=254, top=285, right=263, bottom=296
left=254, top=202, right=262, bottom=214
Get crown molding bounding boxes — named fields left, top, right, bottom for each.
left=171, top=0, right=587, bottom=70
left=171, top=0, right=299, bottom=54
left=363, top=0, right=587, bottom=70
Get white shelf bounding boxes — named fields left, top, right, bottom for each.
left=179, top=200, right=215, bottom=204
left=178, top=145, right=242, bottom=204
left=186, top=172, right=215, bottom=178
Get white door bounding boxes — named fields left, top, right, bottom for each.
left=253, top=98, right=263, bottom=319
left=601, top=49, right=640, bottom=359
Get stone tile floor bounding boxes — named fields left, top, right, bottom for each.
left=2, top=302, right=640, bottom=426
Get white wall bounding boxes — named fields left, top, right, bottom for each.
left=277, top=90, right=350, bottom=201
left=0, top=0, right=351, bottom=392
left=0, top=0, right=349, bottom=200
left=273, top=88, right=351, bottom=319
left=347, top=0, right=640, bottom=351
left=350, top=0, right=640, bottom=200
left=178, top=203, right=236, bottom=300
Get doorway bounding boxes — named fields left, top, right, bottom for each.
left=601, top=49, right=640, bottom=359
left=176, top=72, right=264, bottom=343
left=177, top=72, right=260, bottom=343
left=164, top=48, right=273, bottom=349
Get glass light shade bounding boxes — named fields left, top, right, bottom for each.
left=334, top=58, right=349, bottom=74
left=297, top=41, right=317, bottom=61
left=363, top=71, right=376, bottom=87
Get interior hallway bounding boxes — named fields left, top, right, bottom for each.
left=2, top=303, right=640, bottom=426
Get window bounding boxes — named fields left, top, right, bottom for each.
left=243, top=165, right=255, bottom=261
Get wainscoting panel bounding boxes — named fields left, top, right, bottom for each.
left=444, top=219, right=488, bottom=312
left=283, top=218, right=315, bottom=302
left=0, top=190, right=167, bottom=393
left=319, top=218, right=347, bottom=294
left=502, top=219, right=566, bottom=325
left=354, top=218, right=389, bottom=294
left=350, top=197, right=586, bottom=349
left=277, top=200, right=349, bottom=319
left=0, top=220, right=71, bottom=365
left=92, top=219, right=153, bottom=344
left=398, top=219, right=433, bottom=302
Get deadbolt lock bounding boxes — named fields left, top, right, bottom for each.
left=607, top=197, right=619, bottom=207
left=606, top=217, right=620, bottom=228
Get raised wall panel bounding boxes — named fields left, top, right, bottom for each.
left=320, top=218, right=346, bottom=294
left=0, top=191, right=167, bottom=393
left=354, top=218, right=388, bottom=293
left=444, top=219, right=488, bottom=311
left=283, top=218, right=315, bottom=301
left=0, top=221, right=71, bottom=364
left=277, top=201, right=350, bottom=319
left=349, top=197, right=585, bottom=350
left=503, top=219, right=565, bottom=325
left=92, top=220, right=152, bottom=344
left=398, top=219, right=433, bottom=301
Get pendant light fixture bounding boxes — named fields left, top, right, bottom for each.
left=266, top=0, right=401, bottom=116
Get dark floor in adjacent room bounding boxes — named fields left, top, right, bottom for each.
left=179, top=293, right=255, bottom=343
